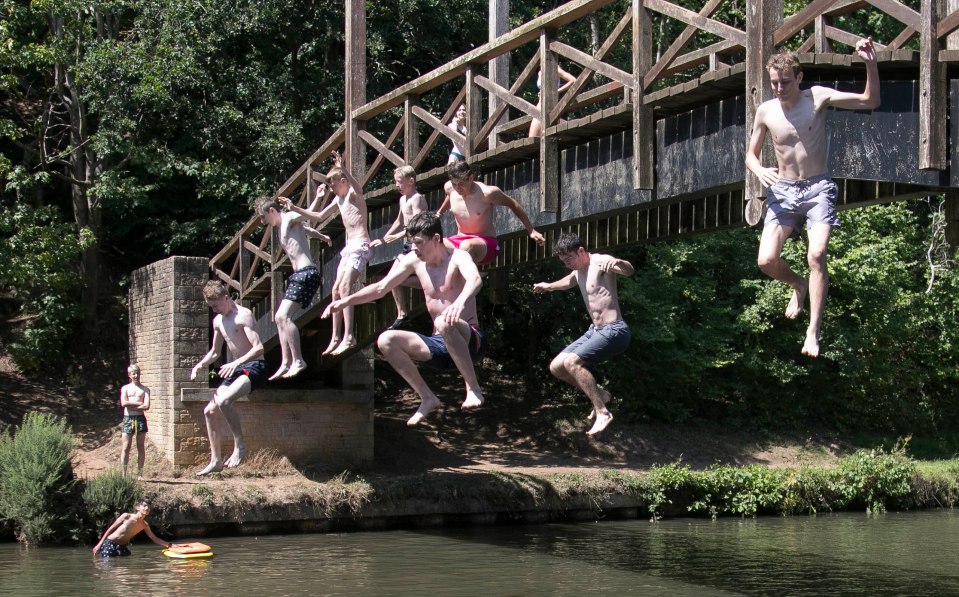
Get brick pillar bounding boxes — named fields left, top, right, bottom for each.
left=129, top=256, right=209, bottom=465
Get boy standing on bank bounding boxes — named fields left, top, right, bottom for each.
left=280, top=151, right=371, bottom=356
left=745, top=37, right=879, bottom=357
left=533, top=233, right=633, bottom=436
left=119, top=364, right=150, bottom=478
left=369, top=165, right=429, bottom=330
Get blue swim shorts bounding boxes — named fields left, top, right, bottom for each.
left=562, top=320, right=631, bottom=367
left=417, top=325, right=487, bottom=371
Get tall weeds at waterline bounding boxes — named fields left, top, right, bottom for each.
left=0, top=412, right=79, bottom=544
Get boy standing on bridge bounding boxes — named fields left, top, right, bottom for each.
left=191, top=280, right=267, bottom=476
left=437, top=161, right=545, bottom=265
left=119, top=364, right=150, bottom=478
left=322, top=212, right=486, bottom=426
left=369, top=165, right=429, bottom=330
left=745, top=37, right=879, bottom=357
left=533, top=233, right=633, bottom=436
left=256, top=192, right=332, bottom=380
left=280, top=150, right=371, bottom=356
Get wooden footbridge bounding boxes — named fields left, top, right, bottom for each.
left=207, top=0, right=959, bottom=376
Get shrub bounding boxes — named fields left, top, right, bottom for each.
left=0, top=412, right=80, bottom=544
left=831, top=446, right=917, bottom=513
left=82, top=470, right=142, bottom=538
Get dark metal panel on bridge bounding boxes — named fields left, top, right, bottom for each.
left=561, top=130, right=654, bottom=221
left=656, top=95, right=747, bottom=200
left=827, top=80, right=948, bottom=187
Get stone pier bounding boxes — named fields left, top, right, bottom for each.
left=128, top=256, right=374, bottom=471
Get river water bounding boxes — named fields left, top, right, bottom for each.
left=2, top=510, right=958, bottom=595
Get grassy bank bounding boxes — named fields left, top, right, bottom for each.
left=131, top=446, right=959, bottom=538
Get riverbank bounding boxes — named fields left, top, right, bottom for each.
left=5, top=351, right=958, bottom=539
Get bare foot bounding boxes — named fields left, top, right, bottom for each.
left=785, top=282, right=808, bottom=320
left=225, top=445, right=247, bottom=468
left=330, top=337, right=356, bottom=356
left=322, top=337, right=341, bottom=355
left=407, top=396, right=442, bottom=426
left=587, top=388, right=612, bottom=421
left=281, top=360, right=307, bottom=378
left=196, top=461, right=223, bottom=476
left=801, top=331, right=820, bottom=358
left=461, top=390, right=484, bottom=411
left=268, top=365, right=288, bottom=381
left=587, top=411, right=613, bottom=436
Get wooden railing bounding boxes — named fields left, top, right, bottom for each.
left=210, top=0, right=959, bottom=324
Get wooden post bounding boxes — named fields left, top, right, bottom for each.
left=539, top=29, right=559, bottom=213
left=744, top=0, right=782, bottom=225
left=814, top=14, right=831, bottom=53
left=465, top=65, right=482, bottom=157
left=488, top=0, right=510, bottom=149
left=403, top=95, right=420, bottom=165
left=632, top=0, right=653, bottom=190
left=346, top=0, right=367, bottom=179
left=920, top=0, right=946, bottom=170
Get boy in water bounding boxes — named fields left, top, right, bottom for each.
left=119, top=364, right=150, bottom=478
left=279, top=151, right=371, bottom=356
left=369, top=165, right=429, bottom=330
left=533, top=233, right=634, bottom=436
left=92, top=499, right=171, bottom=556
left=190, top=280, right=266, bottom=476
left=255, top=191, right=332, bottom=380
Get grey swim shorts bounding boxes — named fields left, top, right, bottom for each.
left=764, top=174, right=839, bottom=233
left=562, top=320, right=631, bottom=367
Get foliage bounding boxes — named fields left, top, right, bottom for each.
left=0, top=203, right=93, bottom=371
left=0, top=412, right=80, bottom=544
left=82, top=470, right=143, bottom=539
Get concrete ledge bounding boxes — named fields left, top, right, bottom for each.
left=180, top=386, right=372, bottom=407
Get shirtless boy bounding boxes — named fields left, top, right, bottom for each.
left=280, top=150, right=371, bottom=355
left=533, top=233, right=634, bottom=436
left=119, top=364, right=150, bottom=477
left=190, top=280, right=266, bottom=476
left=322, top=212, right=486, bottom=426
left=437, top=161, right=545, bottom=266
left=93, top=499, right=171, bottom=556
left=256, top=193, right=332, bottom=380
left=369, top=165, right=429, bottom=330
left=745, top=37, right=879, bottom=357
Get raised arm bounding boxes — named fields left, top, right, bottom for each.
left=278, top=195, right=338, bottom=224
left=331, top=150, right=364, bottom=200
left=821, top=37, right=880, bottom=110
left=558, top=65, right=577, bottom=93
left=594, top=254, right=634, bottom=276
left=532, top=271, right=577, bottom=294
left=486, top=187, right=545, bottom=245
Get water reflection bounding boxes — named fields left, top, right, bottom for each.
left=2, top=511, right=959, bottom=595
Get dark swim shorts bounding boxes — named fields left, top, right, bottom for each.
left=219, top=360, right=268, bottom=391
left=417, top=325, right=488, bottom=371
left=121, top=414, right=148, bottom=435
left=283, top=266, right=321, bottom=308
left=99, top=538, right=131, bottom=557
